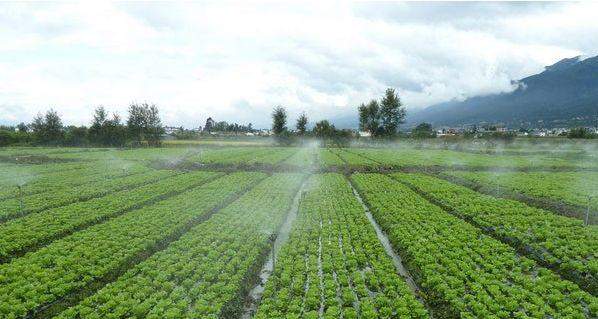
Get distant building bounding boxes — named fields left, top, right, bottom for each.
left=358, top=131, right=371, bottom=137
left=163, top=126, right=181, bottom=135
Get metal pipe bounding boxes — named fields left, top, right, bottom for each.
left=584, top=195, right=592, bottom=226
left=17, top=185, right=24, bottom=214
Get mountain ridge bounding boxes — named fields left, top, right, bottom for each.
left=408, top=55, right=598, bottom=128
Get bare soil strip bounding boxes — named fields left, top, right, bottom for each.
left=347, top=176, right=434, bottom=317
left=241, top=177, right=309, bottom=319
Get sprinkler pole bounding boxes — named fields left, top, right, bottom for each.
left=17, top=185, right=24, bottom=215
left=269, top=233, right=277, bottom=272
left=585, top=196, right=592, bottom=226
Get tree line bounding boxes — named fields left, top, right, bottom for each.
left=269, top=88, right=408, bottom=146
left=0, top=103, right=164, bottom=147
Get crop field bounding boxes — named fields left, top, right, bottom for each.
left=0, top=142, right=596, bottom=318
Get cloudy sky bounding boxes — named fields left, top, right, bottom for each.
left=1, top=1, right=597, bottom=129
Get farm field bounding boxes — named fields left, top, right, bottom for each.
left=0, top=142, right=596, bottom=318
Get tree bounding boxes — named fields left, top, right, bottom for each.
left=358, top=88, right=406, bottom=138
left=358, top=100, right=381, bottom=137
left=16, top=122, right=28, bottom=132
left=145, top=104, right=163, bottom=146
left=411, top=122, right=436, bottom=138
left=64, top=126, right=88, bottom=146
left=127, top=102, right=163, bottom=146
left=89, top=106, right=108, bottom=145
left=313, top=120, right=335, bottom=138
left=30, top=113, right=45, bottom=142
left=104, top=113, right=127, bottom=146
left=44, top=109, right=64, bottom=144
left=379, top=88, right=405, bottom=137
left=313, top=120, right=352, bottom=147
left=568, top=127, right=596, bottom=139
left=272, top=106, right=287, bottom=135
left=204, top=117, right=215, bottom=133
left=296, top=112, right=308, bottom=135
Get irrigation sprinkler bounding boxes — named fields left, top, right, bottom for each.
left=269, top=233, right=278, bottom=271
left=16, top=185, right=24, bottom=215
left=584, top=195, right=592, bottom=226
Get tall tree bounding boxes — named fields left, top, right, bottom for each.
left=358, top=100, right=381, bottom=137
left=412, top=122, right=436, bottom=138
left=296, top=112, right=308, bottom=135
left=313, top=120, right=335, bottom=138
left=89, top=106, right=108, bottom=145
left=44, top=109, right=64, bottom=145
left=271, top=106, right=287, bottom=135
left=204, top=117, right=215, bottom=132
left=30, top=113, right=45, bottom=142
left=379, top=88, right=405, bottom=137
left=127, top=103, right=146, bottom=145
left=146, top=104, right=163, bottom=146
left=105, top=113, right=126, bottom=146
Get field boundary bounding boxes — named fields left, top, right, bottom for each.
left=27, top=173, right=268, bottom=319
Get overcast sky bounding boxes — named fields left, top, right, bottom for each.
left=1, top=1, right=597, bottom=128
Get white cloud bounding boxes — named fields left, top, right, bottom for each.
left=0, top=2, right=596, bottom=128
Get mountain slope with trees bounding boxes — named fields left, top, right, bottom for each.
left=409, top=55, right=598, bottom=128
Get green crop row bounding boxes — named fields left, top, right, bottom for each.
left=0, top=169, right=177, bottom=221
left=0, top=172, right=265, bottom=318
left=55, top=173, right=303, bottom=319
left=349, top=148, right=594, bottom=169
left=317, top=148, right=345, bottom=167
left=394, top=172, right=598, bottom=295
left=0, top=162, right=150, bottom=200
left=0, top=162, right=95, bottom=185
left=443, top=171, right=598, bottom=212
left=332, top=149, right=379, bottom=167
left=352, top=173, right=597, bottom=318
left=282, top=147, right=318, bottom=168
left=256, top=173, right=428, bottom=319
left=0, top=171, right=222, bottom=261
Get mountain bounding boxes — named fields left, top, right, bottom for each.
left=409, top=55, right=598, bottom=128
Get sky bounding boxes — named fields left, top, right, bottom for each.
left=1, top=1, right=598, bottom=129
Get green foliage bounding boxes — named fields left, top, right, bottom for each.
left=358, top=99, right=381, bottom=136
left=313, top=120, right=353, bottom=147
left=255, top=174, right=428, bottom=319
left=31, top=109, right=65, bottom=145
left=352, top=173, right=597, bottom=318
left=568, top=127, right=597, bottom=139
left=296, top=112, right=308, bottom=135
left=411, top=122, right=436, bottom=138
left=127, top=103, right=164, bottom=146
left=358, top=88, right=406, bottom=138
left=271, top=105, right=287, bottom=135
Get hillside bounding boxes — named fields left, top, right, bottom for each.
left=409, top=55, right=598, bottom=128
